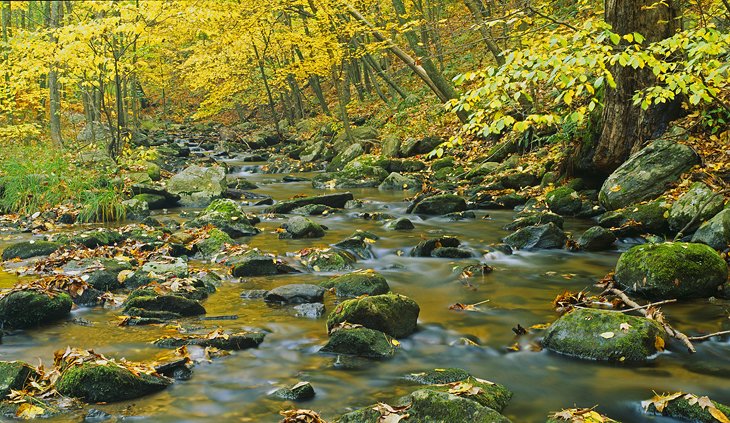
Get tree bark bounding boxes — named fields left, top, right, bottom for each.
left=2, top=1, right=12, bottom=123
left=49, top=0, right=62, bottom=146
left=463, top=0, right=504, bottom=66
left=593, top=0, right=678, bottom=172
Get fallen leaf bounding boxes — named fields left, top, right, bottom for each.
left=599, top=332, right=615, bottom=339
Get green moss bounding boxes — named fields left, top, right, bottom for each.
left=231, top=256, right=279, bottom=277
left=123, top=295, right=205, bottom=316
left=648, top=396, right=730, bottom=422
left=411, top=194, right=467, bottom=215
left=0, top=290, right=72, bottom=329
left=326, top=293, right=420, bottom=338
left=320, top=327, right=396, bottom=358
left=615, top=242, right=728, bottom=299
left=425, top=377, right=512, bottom=412
left=0, top=361, right=37, bottom=398
left=546, top=187, right=582, bottom=216
left=305, top=250, right=354, bottom=272
left=542, top=308, right=667, bottom=362
left=404, top=368, right=471, bottom=385
left=398, top=389, right=510, bottom=422
left=1, top=240, right=61, bottom=260
left=203, top=198, right=245, bottom=219
left=320, top=271, right=390, bottom=297
left=56, top=363, right=170, bottom=403
left=197, top=228, right=234, bottom=256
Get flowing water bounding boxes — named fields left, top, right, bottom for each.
left=1, top=160, right=729, bottom=422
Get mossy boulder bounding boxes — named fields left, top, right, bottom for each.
left=167, top=165, right=227, bottom=207
left=68, top=229, right=124, bottom=248
left=504, top=212, right=564, bottom=231
left=0, top=361, right=37, bottom=398
left=332, top=231, right=377, bottom=260
left=196, top=228, right=234, bottom=257
left=86, top=270, right=122, bottom=291
left=599, top=139, right=700, bottom=210
left=404, top=368, right=471, bottom=385
left=598, top=199, right=671, bottom=236
left=266, top=193, right=354, bottom=214
left=425, top=377, right=512, bottom=412
left=301, top=249, right=355, bottom=272
left=271, top=381, right=316, bottom=401
left=615, top=242, right=728, bottom=299
left=123, top=295, right=205, bottom=316
left=542, top=308, right=668, bottom=362
left=503, top=223, right=566, bottom=250
left=264, top=284, right=325, bottom=304
left=384, top=217, right=415, bottom=230
left=230, top=254, right=279, bottom=277
left=186, top=211, right=259, bottom=238
left=122, top=198, right=150, bottom=221
left=431, top=247, right=473, bottom=258
left=644, top=394, right=730, bottom=423
left=411, top=237, right=461, bottom=257
left=132, top=193, right=177, bottom=210
left=326, top=293, right=419, bottom=338
left=378, top=172, right=421, bottom=191
left=280, top=216, right=326, bottom=239
left=320, top=327, right=397, bottom=359
left=56, top=363, right=171, bottom=403
left=577, top=226, right=617, bottom=251
left=668, top=182, right=725, bottom=233
left=154, top=332, right=265, bottom=350
left=202, top=198, right=246, bottom=219
left=327, top=143, right=364, bottom=172
left=546, top=187, right=582, bottom=216
left=411, top=194, right=467, bottom=216
left=1, top=240, right=61, bottom=260
left=320, top=271, right=390, bottom=297
left=692, top=209, right=730, bottom=250
left=0, top=290, right=72, bottom=328
left=140, top=257, right=189, bottom=277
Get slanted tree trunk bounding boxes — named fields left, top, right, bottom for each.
left=593, top=0, right=678, bottom=172
left=49, top=0, right=62, bottom=146
left=463, top=0, right=504, bottom=66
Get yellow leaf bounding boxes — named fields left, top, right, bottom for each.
left=610, top=185, right=622, bottom=192
left=16, top=403, right=45, bottom=420
left=600, top=331, right=615, bottom=339
left=654, top=336, right=665, bottom=352
left=710, top=407, right=730, bottom=423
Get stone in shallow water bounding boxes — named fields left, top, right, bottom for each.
left=0, top=290, right=72, bottom=329
left=410, top=194, right=467, bottom=216
left=56, top=363, right=171, bottom=403
left=264, top=284, right=325, bottom=304
left=326, top=293, right=419, bottom=338
left=1, top=240, right=61, bottom=260
left=577, top=226, right=616, bottom=251
left=384, top=217, right=414, bottom=230
left=320, top=327, right=396, bottom=359
left=280, top=216, right=326, bottom=239
left=270, top=381, right=316, bottom=401
left=154, top=332, right=265, bottom=350
left=293, top=302, right=325, bottom=318
left=123, top=294, right=206, bottom=316
left=431, top=247, right=473, bottom=258
left=320, top=271, right=390, bottom=298
left=410, top=237, right=460, bottom=257
left=502, top=223, right=566, bottom=250
left=0, top=361, right=37, bottom=398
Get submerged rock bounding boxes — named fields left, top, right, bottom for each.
left=668, top=182, right=725, bottom=233
left=320, top=327, right=397, bottom=359
left=1, top=240, right=61, bottom=260
left=264, top=284, right=325, bottom=304
left=56, top=363, right=171, bottom=403
left=0, top=361, right=37, bottom=398
left=542, top=308, right=667, bottom=362
left=271, top=381, right=316, bottom=401
left=411, top=194, right=467, bottom=216
left=326, top=293, right=419, bottom=338
left=0, top=290, right=72, bottom=328
left=293, top=303, right=325, bottom=318
left=614, top=242, right=728, bottom=299
left=577, top=226, right=617, bottom=251
left=692, top=209, right=730, bottom=250
left=599, top=139, right=700, bottom=210
left=332, top=231, right=377, bottom=260
left=320, top=271, right=390, bottom=297
left=503, top=223, right=566, bottom=250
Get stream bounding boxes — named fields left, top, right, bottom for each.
left=1, top=156, right=729, bottom=422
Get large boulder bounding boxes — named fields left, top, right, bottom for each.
left=56, top=363, right=171, bottom=403
left=0, top=290, right=72, bottom=328
left=411, top=237, right=461, bottom=257
left=326, top=293, right=419, bottom=338
left=123, top=294, right=205, bottom=316
left=577, top=226, right=617, bottom=251
left=0, top=361, right=37, bottom=398
left=154, top=332, right=265, bottom=350
left=692, top=208, right=730, bottom=250
left=1, top=240, right=61, bottom=260
left=327, top=143, right=364, bottom=171
left=196, top=228, right=234, bottom=257
left=598, top=198, right=671, bottom=236
left=320, top=327, right=397, bottom=359
left=230, top=255, right=279, bottom=277
left=542, top=308, right=667, bottom=362
left=265, top=192, right=354, bottom=214
left=320, top=271, right=390, bottom=297
left=503, top=223, right=566, bottom=250
left=411, top=194, right=467, bottom=216
left=599, top=139, right=700, bottom=210
left=668, top=182, right=725, bottom=233
left=614, top=242, right=728, bottom=299
left=186, top=211, right=259, bottom=238
left=378, top=172, right=420, bottom=191
left=167, top=165, right=227, bottom=207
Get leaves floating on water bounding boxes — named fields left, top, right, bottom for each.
left=549, top=407, right=618, bottom=422
left=279, top=409, right=327, bottom=423
left=448, top=299, right=489, bottom=312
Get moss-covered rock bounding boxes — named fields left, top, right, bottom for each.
left=668, top=182, right=725, bottom=233
left=123, top=295, right=205, bottom=316
left=264, top=284, right=325, bottom=304
left=332, top=231, right=377, bottom=260
left=411, top=194, right=467, bottom=216
left=280, top=216, right=326, bottom=239
left=202, top=198, right=246, bottom=219
left=86, top=270, right=122, bottom=291
left=196, top=228, right=234, bottom=257
left=301, top=248, right=355, bottom=272
left=271, top=381, right=316, bottom=401
left=140, top=257, right=189, bottom=277
left=186, top=211, right=259, bottom=238
left=327, top=293, right=419, bottom=338
left=542, top=308, right=667, bottom=362
left=598, top=199, right=671, bottom=236
left=692, top=208, right=730, bottom=250
left=1, top=240, right=61, bottom=260
left=431, top=247, right=473, bottom=258
left=384, top=217, right=415, bottom=230
left=327, top=143, right=364, bottom=172
left=378, top=172, right=421, bottom=191
left=503, top=223, right=566, bottom=250
left=320, top=327, right=397, bottom=359
left=546, top=408, right=620, bottom=422
left=0, top=361, right=37, bottom=398
left=265, top=193, right=354, bottom=214
left=425, top=377, right=512, bottom=412
left=68, top=229, right=124, bottom=248
left=230, top=255, right=279, bottom=277
left=167, top=165, right=227, bottom=207
left=577, top=226, right=617, bottom=251
left=0, top=290, right=72, bottom=328
left=320, top=271, right=390, bottom=297
left=614, top=242, right=728, bottom=299
left=132, top=193, right=178, bottom=210
left=56, top=363, right=171, bottom=403
left=546, top=187, right=582, bottom=216
left=122, top=198, right=150, bottom=221
left=404, top=368, right=471, bottom=385
left=154, top=332, right=265, bottom=350
left=644, top=394, right=730, bottom=423
left=504, top=212, right=564, bottom=231
left=411, top=237, right=461, bottom=257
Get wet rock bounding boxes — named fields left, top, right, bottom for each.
left=598, top=198, right=670, bottom=236
left=0, top=290, right=72, bottom=328
left=320, top=271, right=390, bottom=297
left=384, top=217, right=414, bottom=230
left=546, top=187, right=582, bottom=216
left=280, top=216, right=326, bottom=239
left=378, top=172, right=420, bottom=191
left=141, top=257, right=189, bottom=277
left=123, top=294, right=205, bottom=316
left=266, top=192, right=354, bottom=214
left=300, top=248, right=355, bottom=272
left=154, top=332, right=265, bottom=350
left=381, top=135, right=401, bottom=158
left=546, top=409, right=619, bottom=423
left=264, top=284, right=325, bottom=304
left=318, top=156, right=389, bottom=188
left=423, top=377, right=513, bottom=412
left=86, top=270, right=121, bottom=291
left=320, top=327, right=397, bottom=359
left=668, top=182, right=725, bottom=233
left=431, top=247, right=473, bottom=258
left=167, top=165, right=227, bottom=207
left=411, top=194, right=467, bottom=216
left=328, top=143, right=364, bottom=172
left=399, top=136, right=442, bottom=157
left=411, top=237, right=461, bottom=257
left=503, top=223, right=566, bottom=250
left=56, top=363, right=171, bottom=403
left=403, top=368, right=470, bottom=385
left=240, top=289, right=269, bottom=299
left=542, top=308, right=667, bottom=362
left=465, top=162, right=500, bottom=180
left=326, top=293, right=419, bottom=338
left=333, top=231, right=377, bottom=260
left=444, top=211, right=476, bottom=221
left=299, top=140, right=325, bottom=163
left=0, top=361, right=37, bottom=398
left=692, top=209, right=730, bottom=250
left=196, top=228, right=234, bottom=257
left=1, top=240, right=61, bottom=260
left=504, top=212, right=564, bottom=231
left=644, top=393, right=730, bottom=423
left=271, top=381, right=316, bottom=401
left=294, top=302, right=325, bottom=318
left=122, top=198, right=150, bottom=221
left=599, top=138, right=700, bottom=210
left=577, top=226, right=617, bottom=251
left=501, top=172, right=538, bottom=189
left=290, top=204, right=335, bottom=216
left=494, top=193, right=529, bottom=209
left=68, top=229, right=124, bottom=248
left=282, top=175, right=310, bottom=183
left=187, top=211, right=259, bottom=238
left=231, top=255, right=279, bottom=277
left=614, top=242, right=728, bottom=299
left=84, top=408, right=113, bottom=422
left=131, top=184, right=181, bottom=209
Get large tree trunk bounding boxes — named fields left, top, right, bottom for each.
left=2, top=1, right=12, bottom=123
left=49, top=0, right=62, bottom=146
left=592, top=0, right=678, bottom=172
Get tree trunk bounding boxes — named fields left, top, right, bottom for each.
left=592, top=0, right=678, bottom=172
left=2, top=1, right=12, bottom=123
left=253, top=42, right=280, bottom=137
left=463, top=0, right=504, bottom=66
left=49, top=0, right=62, bottom=146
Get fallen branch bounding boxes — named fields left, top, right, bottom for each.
left=605, top=288, right=696, bottom=353
left=687, top=330, right=730, bottom=342
left=612, top=299, right=677, bottom=313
